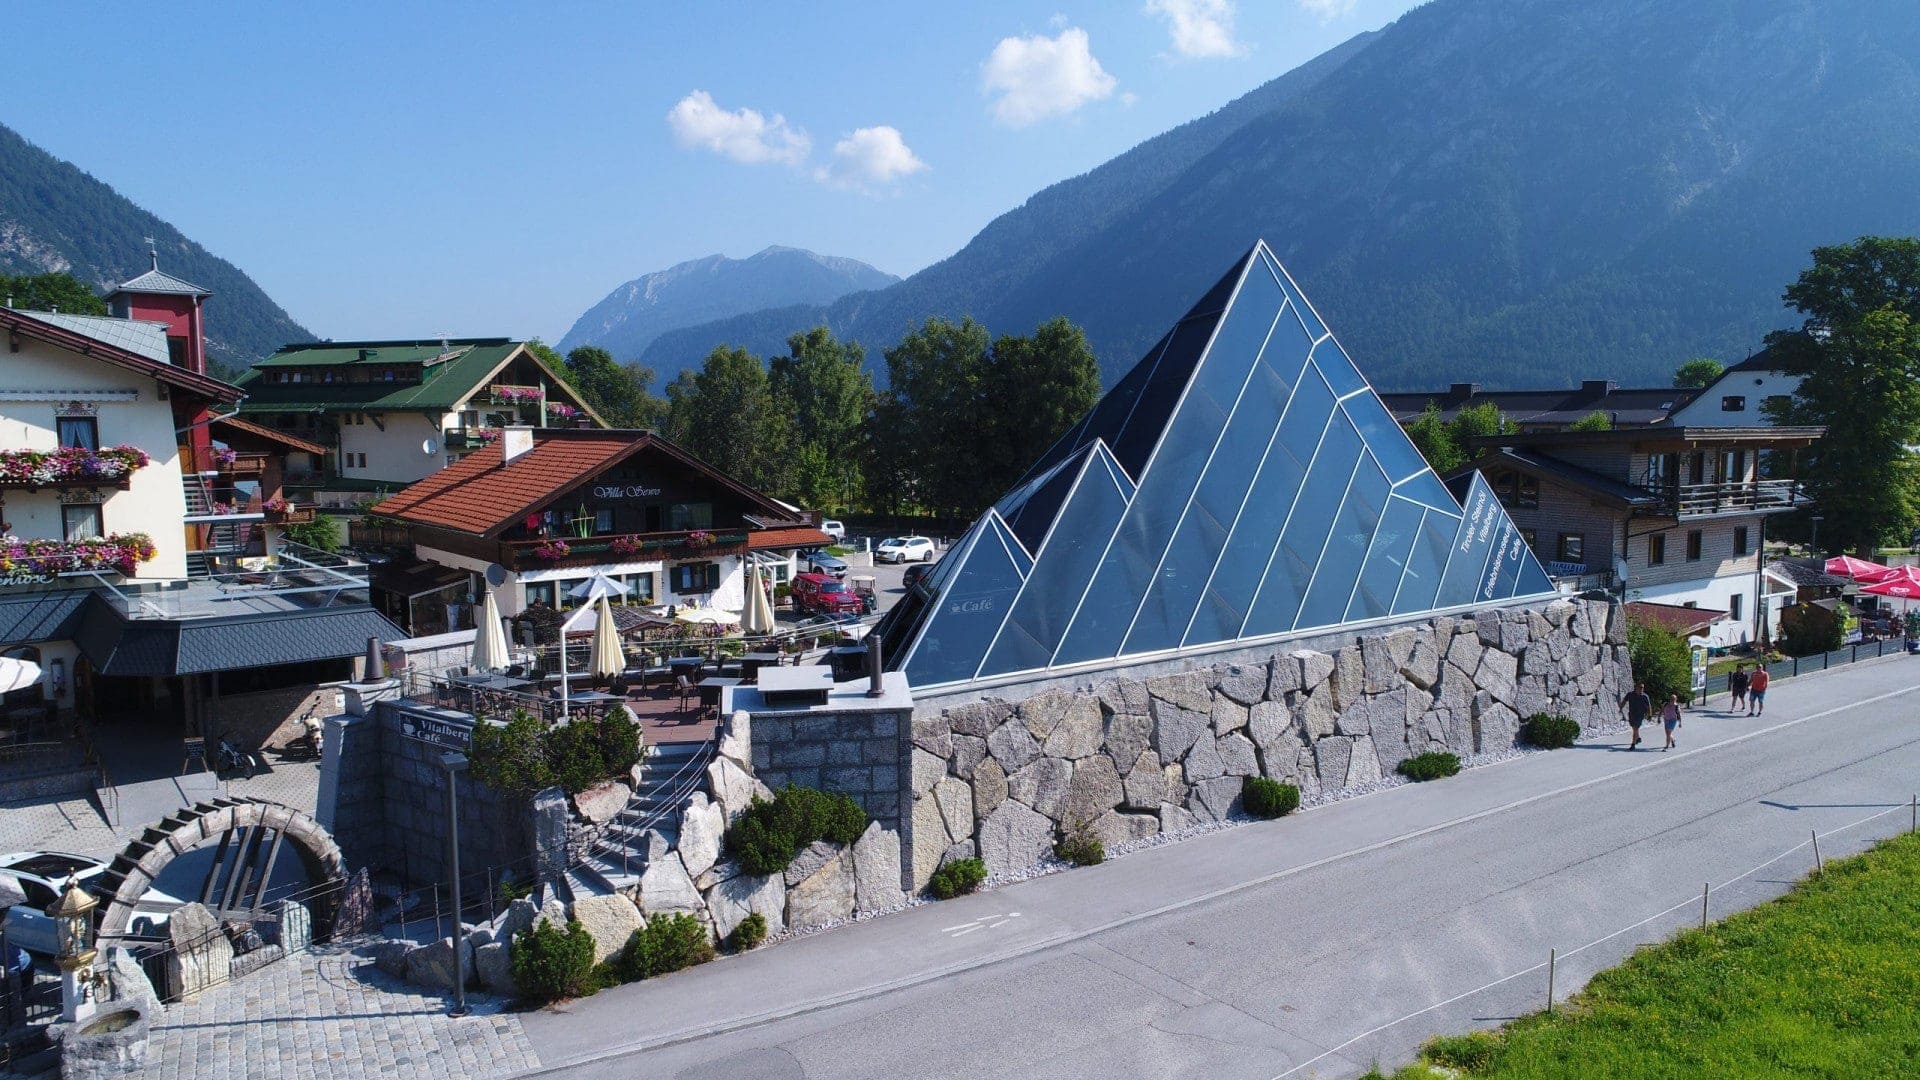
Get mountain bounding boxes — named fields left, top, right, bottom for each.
left=0, top=121, right=314, bottom=375
left=642, top=0, right=1920, bottom=391
left=557, top=246, right=898, bottom=361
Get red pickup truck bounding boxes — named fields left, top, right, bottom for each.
left=791, top=572, right=869, bottom=616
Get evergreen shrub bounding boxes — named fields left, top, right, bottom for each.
left=1242, top=776, right=1301, bottom=818
left=928, top=857, right=987, bottom=899
left=510, top=919, right=597, bottom=1002
left=723, top=786, right=870, bottom=876
left=1518, top=713, right=1581, bottom=749
left=1397, top=751, right=1462, bottom=782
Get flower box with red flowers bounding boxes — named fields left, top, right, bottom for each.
left=0, top=446, right=150, bottom=489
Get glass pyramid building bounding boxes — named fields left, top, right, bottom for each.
left=875, top=241, right=1556, bottom=692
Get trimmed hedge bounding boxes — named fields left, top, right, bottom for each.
left=1242, top=776, right=1301, bottom=818
left=928, top=857, right=987, bottom=899
left=1519, top=713, right=1581, bottom=749
left=616, top=913, right=715, bottom=982
left=726, top=912, right=768, bottom=953
left=724, top=785, right=870, bottom=877
left=1397, top=751, right=1462, bottom=782
left=470, top=707, right=643, bottom=796
left=510, top=918, right=597, bottom=1002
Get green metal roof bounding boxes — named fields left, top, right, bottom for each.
left=235, top=339, right=529, bottom=413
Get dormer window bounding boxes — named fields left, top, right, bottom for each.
left=1721, top=395, right=1746, bottom=412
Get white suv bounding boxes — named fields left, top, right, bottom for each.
left=877, top=536, right=936, bottom=563
left=821, top=520, right=846, bottom=542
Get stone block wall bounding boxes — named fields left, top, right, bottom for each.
left=751, top=707, right=913, bottom=833
left=904, top=598, right=1630, bottom=887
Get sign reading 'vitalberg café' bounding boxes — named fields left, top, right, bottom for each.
left=397, top=708, right=473, bottom=752
left=592, top=483, right=664, bottom=499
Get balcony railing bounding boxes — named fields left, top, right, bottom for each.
left=489, top=384, right=544, bottom=405
left=0, top=446, right=149, bottom=490
left=444, top=428, right=501, bottom=451
left=212, top=450, right=270, bottom=477
left=501, top=529, right=751, bottom=568
left=1644, top=478, right=1802, bottom=518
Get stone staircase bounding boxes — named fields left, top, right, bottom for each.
left=563, top=739, right=715, bottom=899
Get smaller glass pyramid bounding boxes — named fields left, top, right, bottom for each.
left=875, top=241, right=1557, bottom=691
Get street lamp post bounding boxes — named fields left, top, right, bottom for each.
left=48, top=878, right=100, bottom=1023
left=1811, top=514, right=1824, bottom=555
left=441, top=750, right=471, bottom=1018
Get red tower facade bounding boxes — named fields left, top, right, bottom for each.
left=109, top=252, right=217, bottom=465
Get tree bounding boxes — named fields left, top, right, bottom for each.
left=1567, top=410, right=1613, bottom=432
left=1764, top=237, right=1920, bottom=556
left=1452, top=401, right=1515, bottom=441
left=877, top=316, right=994, bottom=518
left=563, top=345, right=664, bottom=429
left=770, top=328, right=872, bottom=512
left=1405, top=403, right=1464, bottom=473
left=0, top=272, right=108, bottom=316
left=1626, top=623, right=1693, bottom=704
left=980, top=317, right=1102, bottom=500
left=663, top=345, right=791, bottom=493
left=1672, top=358, right=1724, bottom=388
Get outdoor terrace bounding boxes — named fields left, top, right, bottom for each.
left=90, top=544, right=373, bottom=621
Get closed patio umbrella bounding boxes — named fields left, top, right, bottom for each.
left=741, top=563, right=776, bottom=635
left=0, top=657, right=41, bottom=695
left=472, top=590, right=510, bottom=672
left=591, top=594, right=626, bottom=679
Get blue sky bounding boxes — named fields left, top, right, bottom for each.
left=2, top=1, right=1422, bottom=345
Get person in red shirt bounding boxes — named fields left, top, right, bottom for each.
left=1748, top=665, right=1770, bottom=716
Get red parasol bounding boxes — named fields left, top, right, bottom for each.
left=1825, top=555, right=1891, bottom=581
left=1859, top=565, right=1920, bottom=598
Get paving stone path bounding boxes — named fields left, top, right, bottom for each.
left=144, top=944, right=539, bottom=1079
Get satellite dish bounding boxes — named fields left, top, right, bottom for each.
left=485, top=563, right=508, bottom=587
left=422, top=438, right=439, bottom=455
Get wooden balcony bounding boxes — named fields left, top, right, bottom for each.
left=1648, top=478, right=1802, bottom=519
left=500, top=529, right=750, bottom=570
left=213, top=451, right=270, bottom=477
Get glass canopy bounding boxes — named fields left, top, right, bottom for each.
left=875, top=241, right=1557, bottom=691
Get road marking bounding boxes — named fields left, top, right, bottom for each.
left=516, top=675, right=1920, bottom=1077
left=940, top=912, right=1022, bottom=938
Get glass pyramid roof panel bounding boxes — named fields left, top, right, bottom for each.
left=889, top=240, right=1558, bottom=691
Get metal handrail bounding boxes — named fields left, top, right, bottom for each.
left=575, top=734, right=719, bottom=884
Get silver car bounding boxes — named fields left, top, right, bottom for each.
left=0, top=851, right=179, bottom=956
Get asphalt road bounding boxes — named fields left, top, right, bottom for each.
left=516, top=654, right=1920, bottom=1080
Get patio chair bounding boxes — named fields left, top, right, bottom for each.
left=675, top=674, right=696, bottom=712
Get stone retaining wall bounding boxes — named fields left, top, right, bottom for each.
left=904, top=598, right=1630, bottom=887
left=749, top=707, right=911, bottom=833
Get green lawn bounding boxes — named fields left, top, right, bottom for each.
left=1373, top=830, right=1920, bottom=1079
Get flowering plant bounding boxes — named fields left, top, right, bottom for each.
left=478, top=428, right=503, bottom=443
left=533, top=539, right=572, bottom=561
left=490, top=385, right=543, bottom=403
left=263, top=496, right=289, bottom=514
left=685, top=530, right=715, bottom=548
left=0, top=446, right=150, bottom=485
left=212, top=447, right=238, bottom=468
left=610, top=534, right=647, bottom=557
left=545, top=402, right=580, bottom=419
left=210, top=501, right=239, bottom=515
left=0, top=532, right=157, bottom=577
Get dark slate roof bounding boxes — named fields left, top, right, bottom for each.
left=75, top=602, right=177, bottom=677
left=1452, top=447, right=1659, bottom=509
left=1381, top=380, right=1697, bottom=428
left=1768, top=557, right=1850, bottom=589
left=0, top=591, right=93, bottom=645
left=175, top=609, right=405, bottom=675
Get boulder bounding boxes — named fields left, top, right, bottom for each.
left=1216, top=664, right=1268, bottom=706
left=1361, top=635, right=1399, bottom=694
left=1371, top=723, right=1414, bottom=777
left=709, top=756, right=771, bottom=822
left=1121, top=752, right=1167, bottom=809
left=973, top=758, right=1008, bottom=819
left=1217, top=733, right=1260, bottom=778
left=1499, top=613, right=1530, bottom=654
left=1333, top=694, right=1373, bottom=736
left=371, top=938, right=412, bottom=978
left=1020, top=688, right=1075, bottom=741
left=1296, top=650, right=1335, bottom=694
left=536, top=898, right=570, bottom=932
left=1146, top=670, right=1211, bottom=713
left=717, top=710, right=753, bottom=766
left=1209, top=695, right=1250, bottom=736
left=474, top=941, right=515, bottom=996
left=1296, top=690, right=1338, bottom=739
left=1402, top=638, right=1441, bottom=690
left=105, top=945, right=158, bottom=1011
left=1100, top=677, right=1150, bottom=715
left=785, top=848, right=855, bottom=931
left=678, top=793, right=726, bottom=879
left=164, top=902, right=231, bottom=1003
left=910, top=715, right=952, bottom=757
left=912, top=797, right=953, bottom=888
left=638, top=851, right=704, bottom=915
left=1150, top=698, right=1212, bottom=765
left=933, top=776, right=975, bottom=841
left=1268, top=654, right=1304, bottom=699
left=278, top=898, right=313, bottom=954
left=852, top=822, right=906, bottom=913
left=1105, top=710, right=1154, bottom=771
left=1331, top=646, right=1364, bottom=709
left=707, top=868, right=785, bottom=940
left=572, top=894, right=644, bottom=965
left=950, top=734, right=990, bottom=780
left=986, top=718, right=1041, bottom=772
left=1315, top=736, right=1354, bottom=790
left=912, top=747, right=947, bottom=796
left=1477, top=648, right=1518, bottom=705
left=976, top=799, right=1056, bottom=876
left=1060, top=754, right=1124, bottom=828
left=1043, top=697, right=1107, bottom=759
left=1247, top=700, right=1295, bottom=762
left=405, top=935, right=474, bottom=991
left=1091, top=809, right=1160, bottom=848
left=942, top=840, right=978, bottom=866
left=1346, top=736, right=1382, bottom=786
left=784, top=839, right=842, bottom=885
left=1182, top=731, right=1226, bottom=782
left=946, top=699, right=1012, bottom=738
left=573, top=780, right=632, bottom=825
left=1006, top=756, right=1074, bottom=819
left=1191, top=777, right=1241, bottom=822
left=1446, top=629, right=1483, bottom=672
left=494, top=897, right=538, bottom=947
left=1159, top=802, right=1196, bottom=834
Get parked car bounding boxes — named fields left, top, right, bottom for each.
left=803, top=551, right=850, bottom=579
left=791, top=572, right=867, bottom=616
left=0, top=851, right=180, bottom=956
left=877, top=536, right=936, bottom=563
left=820, top=520, right=846, bottom=542
left=903, top=563, right=933, bottom=590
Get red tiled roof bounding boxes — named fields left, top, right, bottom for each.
left=1625, top=601, right=1727, bottom=638
left=373, top=433, right=635, bottom=535
left=749, top=527, right=833, bottom=551
left=212, top=415, right=328, bottom=456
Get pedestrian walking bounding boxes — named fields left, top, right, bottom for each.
left=1748, top=665, right=1769, bottom=716
left=1662, top=693, right=1682, bottom=750
left=1621, top=681, right=1651, bottom=750
left=1729, top=663, right=1750, bottom=712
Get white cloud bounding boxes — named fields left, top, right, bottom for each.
left=665, top=90, right=810, bottom=167
left=1295, top=0, right=1358, bottom=20
left=818, top=126, right=929, bottom=193
left=981, top=27, right=1118, bottom=128
left=1145, top=0, right=1246, bottom=59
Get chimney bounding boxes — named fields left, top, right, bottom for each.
left=1580, top=379, right=1617, bottom=399
left=501, top=425, right=535, bottom=464
left=1448, top=382, right=1480, bottom=403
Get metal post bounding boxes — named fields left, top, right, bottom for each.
left=1546, top=948, right=1556, bottom=1014
left=1700, top=883, right=1710, bottom=931
left=865, top=632, right=884, bottom=698
left=1911, top=794, right=1916, bottom=834
left=443, top=751, right=471, bottom=1017
left=1812, top=829, right=1822, bottom=875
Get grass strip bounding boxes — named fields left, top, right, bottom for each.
left=1371, top=829, right=1920, bottom=1079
